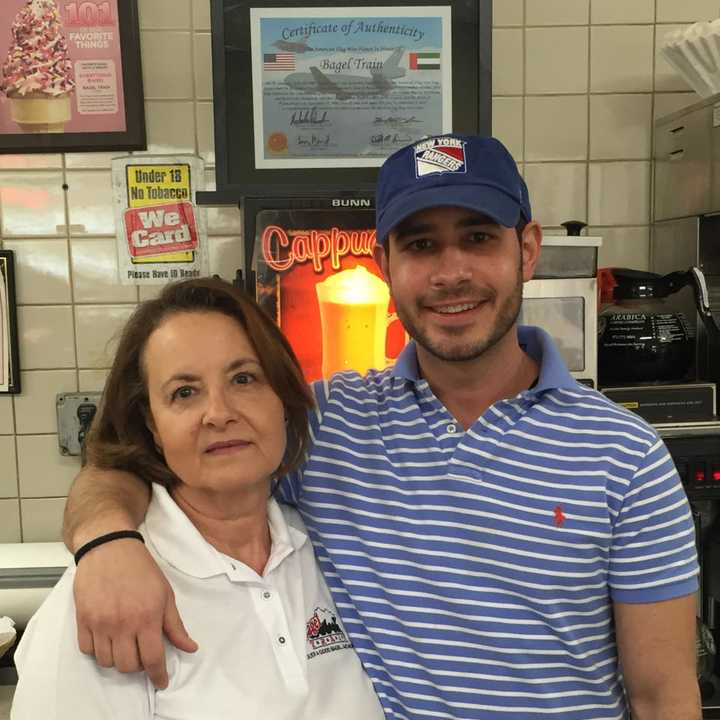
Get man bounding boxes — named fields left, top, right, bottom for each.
left=64, top=135, right=701, bottom=720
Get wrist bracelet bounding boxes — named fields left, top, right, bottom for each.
left=74, top=530, right=144, bottom=566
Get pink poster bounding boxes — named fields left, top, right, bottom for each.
left=0, top=0, right=126, bottom=134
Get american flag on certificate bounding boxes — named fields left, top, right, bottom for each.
left=263, top=52, right=295, bottom=71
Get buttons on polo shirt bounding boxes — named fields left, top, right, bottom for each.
left=278, top=636, right=286, bottom=645
left=447, top=423, right=457, bottom=434
left=263, top=590, right=272, bottom=599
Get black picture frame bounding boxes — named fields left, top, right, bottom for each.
left=0, top=0, right=146, bottom=155
left=0, top=250, right=20, bottom=394
left=201, top=0, right=491, bottom=203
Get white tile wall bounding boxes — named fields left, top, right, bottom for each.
left=524, top=163, right=588, bottom=226
left=590, top=0, right=655, bottom=24
left=20, top=498, right=66, bottom=542
left=525, top=0, right=589, bottom=26
left=588, top=161, right=652, bottom=225
left=0, top=0, right=714, bottom=542
left=14, top=370, right=77, bottom=435
left=17, top=435, right=80, bottom=498
left=590, top=26, right=655, bottom=92
left=492, top=29, right=524, bottom=95
left=140, top=31, right=194, bottom=99
left=526, top=27, right=589, bottom=94
left=493, top=0, right=524, bottom=27
left=17, top=306, right=76, bottom=369
left=524, top=95, right=588, bottom=161
left=0, top=437, right=18, bottom=498
left=3, top=240, right=72, bottom=304
left=589, top=94, right=653, bottom=159
left=492, top=97, right=524, bottom=160
left=0, top=501, right=21, bottom=542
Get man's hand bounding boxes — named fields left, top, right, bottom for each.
left=73, top=539, right=198, bottom=689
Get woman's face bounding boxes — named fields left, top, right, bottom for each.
left=143, top=311, right=286, bottom=499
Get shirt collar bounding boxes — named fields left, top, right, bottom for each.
left=142, top=484, right=308, bottom=580
left=391, top=324, right=576, bottom=392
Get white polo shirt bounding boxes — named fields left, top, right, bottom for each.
left=12, top=485, right=384, bottom=720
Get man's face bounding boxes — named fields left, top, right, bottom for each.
left=379, top=206, right=539, bottom=363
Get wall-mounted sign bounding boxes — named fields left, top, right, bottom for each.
left=112, top=156, right=209, bottom=286
left=0, top=0, right=145, bottom=153
left=203, top=0, right=491, bottom=199
left=249, top=6, right=452, bottom=169
left=249, top=202, right=406, bottom=382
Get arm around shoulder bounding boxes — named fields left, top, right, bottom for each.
left=63, top=464, right=151, bottom=551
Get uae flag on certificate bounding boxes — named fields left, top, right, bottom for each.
left=263, top=52, right=295, bottom=71
left=409, top=52, right=440, bottom=70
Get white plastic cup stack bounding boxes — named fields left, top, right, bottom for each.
left=661, top=20, right=720, bottom=98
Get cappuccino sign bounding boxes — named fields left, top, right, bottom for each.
left=112, top=156, right=209, bottom=285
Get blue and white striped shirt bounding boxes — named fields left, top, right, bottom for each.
left=282, top=326, right=698, bottom=720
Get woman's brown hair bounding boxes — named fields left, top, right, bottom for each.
left=85, top=277, right=314, bottom=489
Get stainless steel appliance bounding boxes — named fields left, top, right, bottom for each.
left=654, top=97, right=720, bottom=715
left=653, top=95, right=720, bottom=388
left=520, top=235, right=601, bottom=388
left=660, top=422, right=720, bottom=714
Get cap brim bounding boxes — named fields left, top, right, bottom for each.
left=376, top=184, right=522, bottom=245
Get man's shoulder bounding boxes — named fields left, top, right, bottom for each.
left=537, top=381, right=661, bottom=446
left=311, top=366, right=404, bottom=407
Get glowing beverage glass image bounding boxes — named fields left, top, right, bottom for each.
left=315, top=266, right=396, bottom=377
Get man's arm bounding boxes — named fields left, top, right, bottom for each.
left=63, top=465, right=150, bottom=551
left=63, top=466, right=197, bottom=689
left=614, top=594, right=701, bottom=720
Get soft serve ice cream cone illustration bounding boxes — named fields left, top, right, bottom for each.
left=1, top=0, right=75, bottom=133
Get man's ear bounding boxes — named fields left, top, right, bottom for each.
left=374, top=243, right=390, bottom=283
left=520, top=221, right=543, bottom=282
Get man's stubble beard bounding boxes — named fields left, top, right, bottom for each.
left=392, top=266, right=524, bottom=363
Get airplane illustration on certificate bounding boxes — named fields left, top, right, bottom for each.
left=284, top=48, right=406, bottom=100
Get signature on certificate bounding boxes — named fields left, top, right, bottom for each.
left=290, top=107, right=329, bottom=126
left=372, top=115, right=420, bottom=125
left=297, top=134, right=331, bottom=147
left=370, top=133, right=413, bottom=146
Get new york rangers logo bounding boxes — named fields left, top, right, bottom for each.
left=414, top=137, right=467, bottom=178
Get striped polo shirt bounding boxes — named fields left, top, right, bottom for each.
left=281, top=325, right=698, bottom=720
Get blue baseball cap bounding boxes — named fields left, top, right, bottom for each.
left=375, top=134, right=532, bottom=245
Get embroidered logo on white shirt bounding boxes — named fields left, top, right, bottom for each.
left=305, top=607, right=352, bottom=659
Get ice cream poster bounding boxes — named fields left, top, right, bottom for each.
left=0, top=0, right=127, bottom=135
left=112, top=156, right=209, bottom=286
left=253, top=208, right=406, bottom=382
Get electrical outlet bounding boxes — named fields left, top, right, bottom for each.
left=56, top=392, right=102, bottom=456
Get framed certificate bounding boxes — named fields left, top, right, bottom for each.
left=203, top=0, right=491, bottom=200
left=0, top=251, right=20, bottom=394
left=0, top=0, right=145, bottom=154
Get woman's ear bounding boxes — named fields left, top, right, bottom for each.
left=145, top=409, right=162, bottom=451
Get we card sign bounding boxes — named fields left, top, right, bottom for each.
left=112, top=156, right=208, bottom=285
left=124, top=202, right=198, bottom=258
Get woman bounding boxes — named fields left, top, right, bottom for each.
left=12, top=278, right=384, bottom=720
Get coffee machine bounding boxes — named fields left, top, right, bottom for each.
left=654, top=95, right=720, bottom=716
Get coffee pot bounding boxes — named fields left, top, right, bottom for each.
left=598, top=266, right=720, bottom=385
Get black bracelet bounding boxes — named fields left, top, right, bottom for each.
left=74, top=530, right=144, bottom=566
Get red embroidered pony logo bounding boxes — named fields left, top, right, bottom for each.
left=554, top=505, right=566, bottom=528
